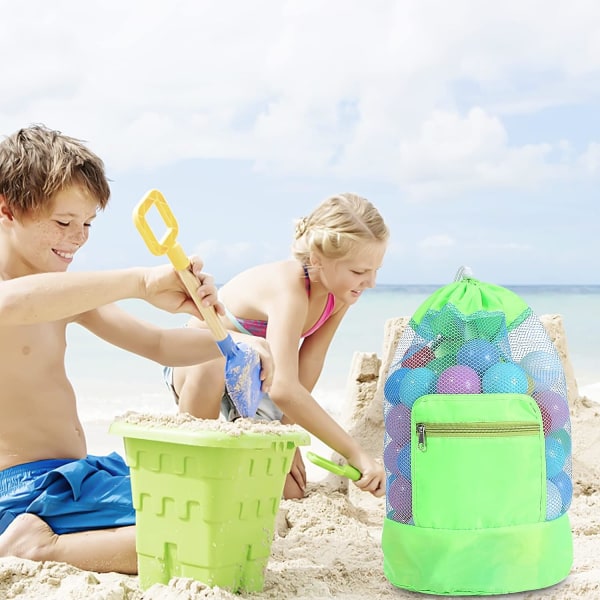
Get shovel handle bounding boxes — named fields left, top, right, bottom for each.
left=133, top=189, right=228, bottom=341
left=306, top=451, right=361, bottom=481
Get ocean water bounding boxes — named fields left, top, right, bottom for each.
left=66, top=284, right=600, bottom=452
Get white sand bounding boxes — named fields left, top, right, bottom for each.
left=1, top=316, right=598, bottom=600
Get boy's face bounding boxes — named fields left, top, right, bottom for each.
left=3, top=184, right=99, bottom=275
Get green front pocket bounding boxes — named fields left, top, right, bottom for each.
left=411, top=393, right=545, bottom=529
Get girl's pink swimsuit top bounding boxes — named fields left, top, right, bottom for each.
left=224, top=265, right=335, bottom=339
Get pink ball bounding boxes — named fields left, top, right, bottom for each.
left=402, top=345, right=435, bottom=369
left=436, top=365, right=481, bottom=394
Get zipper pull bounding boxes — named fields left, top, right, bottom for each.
left=417, top=423, right=426, bottom=451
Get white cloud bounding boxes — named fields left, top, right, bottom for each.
left=1, top=0, right=599, bottom=199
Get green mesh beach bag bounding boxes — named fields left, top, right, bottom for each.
left=381, top=268, right=573, bottom=595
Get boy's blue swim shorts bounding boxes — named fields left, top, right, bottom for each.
left=0, top=452, right=135, bottom=535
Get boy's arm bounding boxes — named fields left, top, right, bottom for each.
left=78, top=303, right=275, bottom=379
left=0, top=260, right=216, bottom=325
left=76, top=303, right=222, bottom=365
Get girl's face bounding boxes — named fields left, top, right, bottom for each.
left=4, top=185, right=99, bottom=276
left=316, top=241, right=387, bottom=304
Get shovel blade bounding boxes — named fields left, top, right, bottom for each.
left=217, top=338, right=263, bottom=418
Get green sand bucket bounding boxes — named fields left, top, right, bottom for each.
left=110, top=418, right=310, bottom=592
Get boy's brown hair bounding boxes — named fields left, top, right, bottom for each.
left=0, top=124, right=110, bottom=216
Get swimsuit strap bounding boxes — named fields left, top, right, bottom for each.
left=302, top=292, right=335, bottom=338
left=303, top=264, right=311, bottom=295
left=224, top=306, right=251, bottom=334
left=224, top=306, right=268, bottom=338
left=300, top=264, right=335, bottom=337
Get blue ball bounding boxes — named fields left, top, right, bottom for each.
left=481, top=362, right=529, bottom=394
left=545, top=437, right=566, bottom=479
left=398, top=367, right=437, bottom=407
left=546, top=480, right=562, bottom=520
left=397, top=443, right=411, bottom=481
left=456, top=339, right=500, bottom=375
left=550, top=470, right=573, bottom=510
left=520, top=350, right=563, bottom=391
left=384, top=368, right=410, bottom=405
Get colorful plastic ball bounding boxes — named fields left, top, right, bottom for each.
left=548, top=428, right=572, bottom=457
left=545, top=437, right=566, bottom=479
left=388, top=474, right=412, bottom=513
left=384, top=440, right=401, bottom=473
left=533, top=390, right=569, bottom=433
left=546, top=480, right=562, bottom=520
left=520, top=350, right=563, bottom=391
left=385, top=403, right=411, bottom=442
left=398, top=367, right=437, bottom=407
left=436, top=365, right=481, bottom=394
left=481, top=362, right=528, bottom=394
left=456, top=339, right=500, bottom=375
left=402, top=344, right=435, bottom=369
left=550, top=470, right=573, bottom=510
left=397, top=443, right=412, bottom=481
left=383, top=441, right=411, bottom=480
left=384, top=368, right=410, bottom=404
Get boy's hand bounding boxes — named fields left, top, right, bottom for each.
left=142, top=256, right=224, bottom=319
left=189, top=256, right=225, bottom=317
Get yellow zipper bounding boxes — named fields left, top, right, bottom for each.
left=416, top=421, right=541, bottom=452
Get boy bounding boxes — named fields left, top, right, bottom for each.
left=0, top=125, right=273, bottom=574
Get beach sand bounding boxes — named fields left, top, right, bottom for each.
left=1, top=316, right=598, bottom=599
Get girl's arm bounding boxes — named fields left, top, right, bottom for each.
left=265, top=294, right=374, bottom=471
left=296, top=308, right=348, bottom=393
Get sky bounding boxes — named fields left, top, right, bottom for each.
left=1, top=0, right=599, bottom=285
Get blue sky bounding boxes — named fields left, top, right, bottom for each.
left=1, top=0, right=598, bottom=285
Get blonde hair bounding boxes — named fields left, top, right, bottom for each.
left=0, top=124, right=110, bottom=216
left=291, top=193, right=389, bottom=264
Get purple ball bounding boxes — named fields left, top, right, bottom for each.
left=388, top=474, right=412, bottom=513
left=436, top=365, right=481, bottom=394
left=383, top=440, right=401, bottom=473
left=385, top=403, right=411, bottom=443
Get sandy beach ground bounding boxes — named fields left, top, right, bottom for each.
left=1, top=316, right=598, bottom=600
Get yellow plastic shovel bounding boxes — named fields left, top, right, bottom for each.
left=133, top=189, right=263, bottom=417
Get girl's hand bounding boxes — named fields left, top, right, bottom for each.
left=284, top=448, right=307, bottom=499
left=230, top=332, right=275, bottom=392
left=349, top=451, right=385, bottom=497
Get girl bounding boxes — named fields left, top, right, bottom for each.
left=165, top=193, right=389, bottom=498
